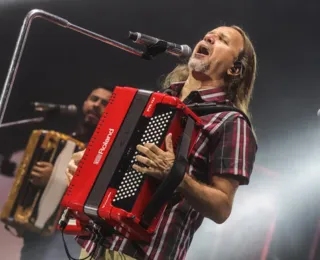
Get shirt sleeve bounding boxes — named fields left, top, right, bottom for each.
left=208, top=113, right=257, bottom=185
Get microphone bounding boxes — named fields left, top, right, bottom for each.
left=129, top=31, right=192, bottom=58
left=31, top=102, right=78, bottom=116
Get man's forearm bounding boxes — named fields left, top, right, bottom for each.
left=177, top=174, right=232, bottom=224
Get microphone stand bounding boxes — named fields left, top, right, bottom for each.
left=0, top=117, right=44, bottom=129
left=0, top=9, right=164, bottom=128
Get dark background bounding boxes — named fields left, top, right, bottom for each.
left=0, top=0, right=319, bottom=259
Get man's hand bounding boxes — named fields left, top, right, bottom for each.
left=30, top=161, right=53, bottom=187
left=65, top=149, right=85, bottom=185
left=132, top=134, right=175, bottom=180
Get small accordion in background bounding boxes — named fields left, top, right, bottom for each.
left=0, top=130, right=85, bottom=237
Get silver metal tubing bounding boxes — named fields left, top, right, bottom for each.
left=0, top=9, right=144, bottom=126
left=0, top=117, right=44, bottom=128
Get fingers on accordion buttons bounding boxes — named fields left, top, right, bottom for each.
left=165, top=133, right=174, bottom=152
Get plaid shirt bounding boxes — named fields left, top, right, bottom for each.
left=75, top=82, right=257, bottom=259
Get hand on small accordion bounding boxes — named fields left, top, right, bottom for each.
left=132, top=133, right=175, bottom=180
left=65, top=149, right=86, bottom=185
left=30, top=161, right=53, bottom=187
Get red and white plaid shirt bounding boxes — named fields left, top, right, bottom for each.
left=75, top=82, right=257, bottom=260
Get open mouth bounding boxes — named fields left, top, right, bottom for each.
left=196, top=45, right=210, bottom=56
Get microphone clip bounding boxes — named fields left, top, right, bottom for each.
left=141, top=40, right=168, bottom=60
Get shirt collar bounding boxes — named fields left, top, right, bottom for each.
left=164, top=81, right=228, bottom=103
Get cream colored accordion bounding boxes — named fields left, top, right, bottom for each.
left=0, top=130, right=85, bottom=237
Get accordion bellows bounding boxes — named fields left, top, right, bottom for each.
left=0, top=130, right=85, bottom=236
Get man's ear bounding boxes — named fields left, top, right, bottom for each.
left=227, top=61, right=243, bottom=77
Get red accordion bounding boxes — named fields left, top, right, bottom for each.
left=59, top=87, right=202, bottom=242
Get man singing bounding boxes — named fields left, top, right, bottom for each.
left=67, top=25, right=258, bottom=260
left=20, top=87, right=112, bottom=260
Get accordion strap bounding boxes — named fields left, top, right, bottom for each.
left=187, top=102, right=252, bottom=128
left=140, top=116, right=195, bottom=228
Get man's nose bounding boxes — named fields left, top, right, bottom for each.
left=92, top=100, right=101, bottom=109
left=93, top=100, right=104, bottom=113
left=204, top=34, right=216, bottom=44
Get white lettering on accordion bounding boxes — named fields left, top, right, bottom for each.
left=146, top=97, right=156, bottom=113
left=93, top=128, right=115, bottom=165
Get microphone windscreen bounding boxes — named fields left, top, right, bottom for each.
left=65, top=104, right=78, bottom=115
left=68, top=104, right=78, bottom=113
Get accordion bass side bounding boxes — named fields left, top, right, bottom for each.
left=60, top=87, right=202, bottom=242
left=0, top=130, right=85, bottom=236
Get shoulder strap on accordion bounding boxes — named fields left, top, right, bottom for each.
left=187, top=102, right=252, bottom=128
left=159, top=89, right=251, bottom=127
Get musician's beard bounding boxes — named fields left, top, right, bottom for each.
left=188, top=57, right=210, bottom=73
left=82, top=121, right=96, bottom=135
left=74, top=120, right=97, bottom=143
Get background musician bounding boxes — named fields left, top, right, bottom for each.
left=19, top=87, right=112, bottom=260
left=66, top=25, right=258, bottom=260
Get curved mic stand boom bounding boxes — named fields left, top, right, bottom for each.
left=0, top=9, right=147, bottom=127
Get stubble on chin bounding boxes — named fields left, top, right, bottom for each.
left=188, top=57, right=210, bottom=73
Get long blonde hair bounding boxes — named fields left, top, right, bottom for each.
left=161, top=26, right=257, bottom=121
